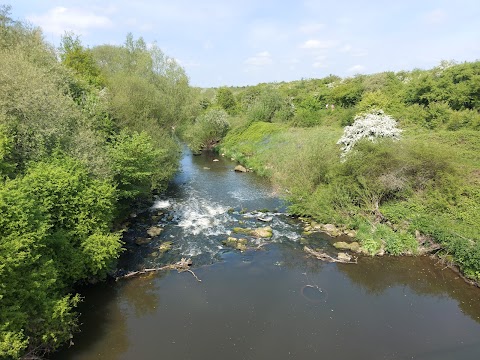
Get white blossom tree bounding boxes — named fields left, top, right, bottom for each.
left=337, top=110, right=402, bottom=157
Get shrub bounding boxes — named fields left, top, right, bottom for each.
left=337, top=110, right=402, bottom=156
left=182, top=108, right=230, bottom=153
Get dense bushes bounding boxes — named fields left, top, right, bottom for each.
left=183, top=108, right=230, bottom=152
left=0, top=6, right=197, bottom=358
left=0, top=156, right=122, bottom=358
left=218, top=60, right=480, bottom=281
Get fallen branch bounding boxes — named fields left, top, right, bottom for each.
left=116, top=258, right=202, bottom=282
left=304, top=246, right=358, bottom=264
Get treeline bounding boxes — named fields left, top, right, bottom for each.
left=0, top=5, right=197, bottom=358
left=191, top=59, right=480, bottom=282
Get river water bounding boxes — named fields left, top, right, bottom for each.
left=54, top=149, right=480, bottom=360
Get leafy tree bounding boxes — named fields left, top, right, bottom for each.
left=215, top=87, right=237, bottom=114
left=184, top=108, right=230, bottom=151
left=59, top=32, right=104, bottom=87
left=0, top=156, right=122, bottom=357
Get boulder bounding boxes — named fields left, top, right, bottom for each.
left=337, top=252, right=352, bottom=262
left=147, top=226, right=163, bottom=237
left=252, top=226, right=273, bottom=238
left=223, top=237, right=248, bottom=251
left=333, top=241, right=360, bottom=252
left=257, top=216, right=273, bottom=222
left=232, top=226, right=273, bottom=238
left=234, top=165, right=247, bottom=173
left=322, top=224, right=341, bottom=237
left=344, top=230, right=357, bottom=238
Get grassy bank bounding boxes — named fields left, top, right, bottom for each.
left=197, top=62, right=480, bottom=282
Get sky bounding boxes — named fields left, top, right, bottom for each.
left=8, top=0, right=480, bottom=87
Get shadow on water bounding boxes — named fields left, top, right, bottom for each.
left=53, top=148, right=480, bottom=360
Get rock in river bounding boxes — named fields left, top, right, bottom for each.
left=147, top=226, right=163, bottom=237
left=234, top=165, right=247, bottom=173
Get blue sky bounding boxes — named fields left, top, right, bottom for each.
left=9, top=0, right=480, bottom=87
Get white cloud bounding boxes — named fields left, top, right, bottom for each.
left=348, top=64, right=365, bottom=73
left=300, top=39, right=337, bottom=49
left=27, top=6, right=112, bottom=36
left=245, top=51, right=273, bottom=66
left=425, top=9, right=447, bottom=24
left=299, top=22, right=325, bottom=34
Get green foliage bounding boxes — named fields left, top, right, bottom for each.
left=59, top=32, right=105, bottom=87
left=108, top=130, right=167, bottom=201
left=0, top=156, right=122, bottom=357
left=1, top=9, right=191, bottom=357
left=330, top=76, right=365, bottom=108
left=215, top=87, right=237, bottom=114
left=183, top=108, right=230, bottom=152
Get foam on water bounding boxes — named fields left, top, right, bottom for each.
left=151, top=199, right=171, bottom=210
left=174, top=193, right=232, bottom=236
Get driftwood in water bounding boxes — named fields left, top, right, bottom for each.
left=304, top=246, right=358, bottom=264
left=117, top=258, right=202, bottom=282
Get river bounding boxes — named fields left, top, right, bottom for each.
left=54, top=148, right=480, bottom=360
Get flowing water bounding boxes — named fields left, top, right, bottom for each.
left=54, top=148, right=480, bottom=360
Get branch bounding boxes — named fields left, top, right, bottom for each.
left=304, top=246, right=358, bottom=264
left=116, top=258, right=202, bottom=282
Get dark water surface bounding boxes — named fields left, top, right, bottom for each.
left=54, top=149, right=480, bottom=360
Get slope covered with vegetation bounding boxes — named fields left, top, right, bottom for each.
left=191, top=61, right=480, bottom=282
left=0, top=6, right=198, bottom=358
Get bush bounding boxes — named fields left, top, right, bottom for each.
left=337, top=110, right=402, bottom=156
left=0, top=156, right=122, bottom=357
left=184, top=108, right=230, bottom=152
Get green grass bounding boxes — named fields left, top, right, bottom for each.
left=220, top=119, right=480, bottom=281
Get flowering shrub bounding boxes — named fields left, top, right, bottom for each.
left=337, top=110, right=402, bottom=156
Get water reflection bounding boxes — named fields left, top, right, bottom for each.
left=338, top=255, right=480, bottom=323
left=52, top=283, right=129, bottom=360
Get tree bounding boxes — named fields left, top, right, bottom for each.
left=59, top=32, right=104, bottom=87
left=216, top=87, right=237, bottom=114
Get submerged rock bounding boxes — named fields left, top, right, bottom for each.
left=158, top=241, right=173, bottom=253
left=147, top=226, right=163, bottom=237
left=135, top=237, right=152, bottom=246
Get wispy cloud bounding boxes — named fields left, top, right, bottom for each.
left=245, top=51, right=273, bottom=66
left=300, top=39, right=337, bottom=49
left=27, top=6, right=113, bottom=36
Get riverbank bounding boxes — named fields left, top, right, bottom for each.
left=217, top=121, right=480, bottom=284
